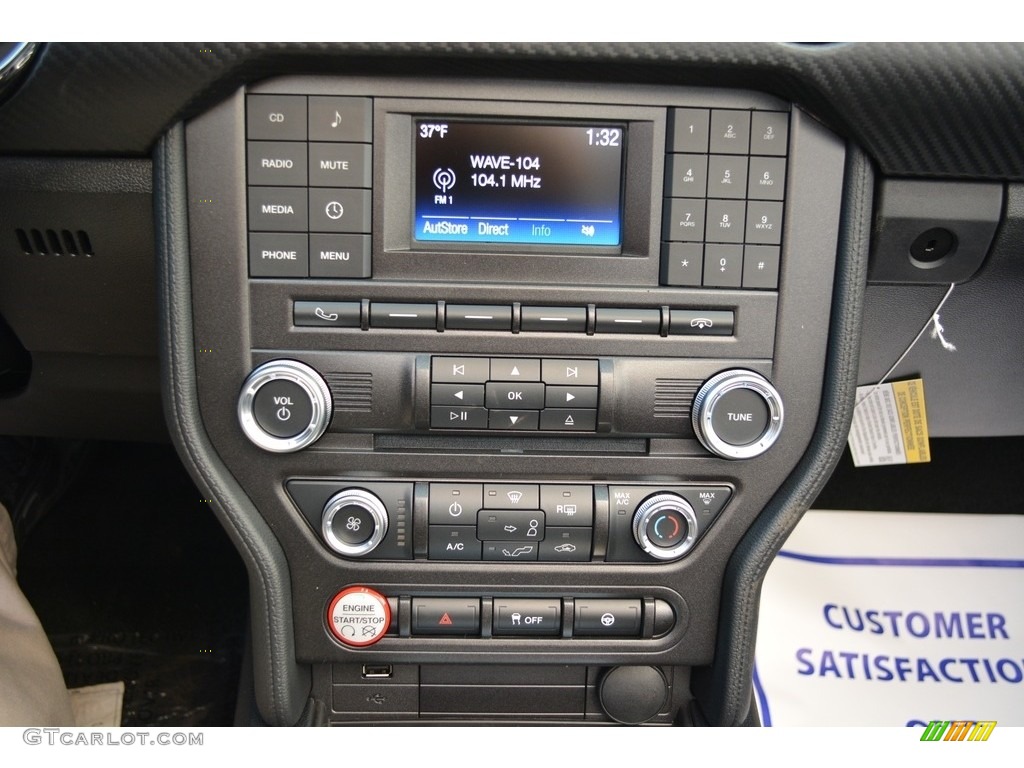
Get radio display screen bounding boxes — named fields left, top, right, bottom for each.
left=413, top=119, right=625, bottom=247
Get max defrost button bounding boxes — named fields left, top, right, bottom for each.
left=493, top=599, right=561, bottom=636
left=327, top=586, right=391, bottom=647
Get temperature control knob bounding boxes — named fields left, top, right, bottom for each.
left=691, top=370, right=784, bottom=459
left=238, top=360, right=332, bottom=453
left=321, top=488, right=389, bottom=557
left=632, top=493, right=698, bottom=561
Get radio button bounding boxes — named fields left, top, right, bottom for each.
left=309, top=188, right=371, bottom=233
left=662, top=199, right=705, bottom=242
left=595, top=308, right=661, bottom=334
left=665, top=153, right=708, bottom=198
left=248, top=187, right=308, bottom=232
left=247, top=141, right=308, bottom=186
left=445, top=304, right=512, bottom=331
left=707, top=155, right=749, bottom=200
left=742, top=245, right=781, bottom=289
left=486, top=382, right=545, bottom=410
left=668, top=108, right=710, bottom=153
left=308, top=142, right=372, bottom=188
left=246, top=95, right=307, bottom=141
left=660, top=243, right=704, bottom=287
left=745, top=201, right=784, bottom=245
left=493, top=599, right=561, bottom=636
left=747, top=157, right=787, bottom=201
left=709, top=109, right=751, bottom=154
left=294, top=301, right=361, bottom=328
left=431, top=383, right=485, bottom=407
left=705, top=200, right=746, bottom=244
left=477, top=510, right=545, bottom=541
left=309, top=234, right=371, bottom=278
left=309, top=96, right=372, bottom=143
left=489, top=410, right=539, bottom=430
left=545, top=386, right=597, bottom=409
left=432, top=357, right=489, bottom=383
left=483, top=483, right=539, bottom=510
left=428, top=483, right=483, bottom=524
left=428, top=526, right=480, bottom=560
left=668, top=309, right=734, bottom=336
left=489, top=358, right=541, bottom=381
left=702, top=244, right=743, bottom=288
left=248, top=233, right=308, bottom=278
left=541, top=359, right=598, bottom=387
left=539, top=528, right=593, bottom=561
left=750, top=111, right=789, bottom=156
left=520, top=307, right=586, bottom=333
left=372, top=302, right=436, bottom=329
left=430, top=406, right=488, bottom=429
left=540, top=485, right=594, bottom=526
left=540, top=408, right=597, bottom=431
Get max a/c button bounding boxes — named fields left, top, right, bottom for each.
left=412, top=598, right=480, bottom=636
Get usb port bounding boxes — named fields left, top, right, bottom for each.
left=361, top=664, right=393, bottom=679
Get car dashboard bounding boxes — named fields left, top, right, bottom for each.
left=1, top=42, right=1022, bottom=727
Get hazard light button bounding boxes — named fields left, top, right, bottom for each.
left=327, top=586, right=391, bottom=647
left=411, top=597, right=481, bottom=636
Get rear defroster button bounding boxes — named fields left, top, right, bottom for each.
left=327, top=586, right=391, bottom=647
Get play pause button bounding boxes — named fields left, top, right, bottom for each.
left=489, top=410, right=539, bottom=430
left=431, top=406, right=488, bottom=429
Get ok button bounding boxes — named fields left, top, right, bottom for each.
left=485, top=382, right=545, bottom=410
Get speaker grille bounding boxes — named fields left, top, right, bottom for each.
left=325, top=372, right=373, bottom=413
left=654, top=378, right=701, bottom=418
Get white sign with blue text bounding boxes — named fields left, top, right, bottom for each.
left=755, top=510, right=1024, bottom=726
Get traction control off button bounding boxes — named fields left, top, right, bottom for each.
left=327, top=586, right=391, bottom=647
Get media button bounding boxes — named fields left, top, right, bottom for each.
left=247, top=187, right=308, bottom=232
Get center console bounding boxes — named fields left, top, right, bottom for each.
left=178, top=76, right=847, bottom=724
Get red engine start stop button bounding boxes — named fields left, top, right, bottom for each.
left=326, top=586, right=391, bottom=647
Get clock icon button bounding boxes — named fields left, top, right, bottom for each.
left=325, top=201, right=345, bottom=220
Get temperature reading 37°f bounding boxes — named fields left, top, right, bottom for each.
left=419, top=123, right=449, bottom=139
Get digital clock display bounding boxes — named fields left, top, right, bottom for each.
left=413, top=120, right=626, bottom=247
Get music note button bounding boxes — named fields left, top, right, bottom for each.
left=309, top=96, right=372, bottom=143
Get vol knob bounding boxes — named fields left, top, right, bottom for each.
left=237, top=360, right=332, bottom=453
left=321, top=489, right=389, bottom=557
left=691, top=370, right=784, bottom=459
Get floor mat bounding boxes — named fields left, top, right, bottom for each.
left=755, top=510, right=1024, bottom=727
left=16, top=442, right=248, bottom=726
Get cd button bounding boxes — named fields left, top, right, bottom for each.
left=246, top=95, right=307, bottom=141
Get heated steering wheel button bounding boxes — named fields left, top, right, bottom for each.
left=252, top=380, right=314, bottom=438
left=709, top=388, right=770, bottom=446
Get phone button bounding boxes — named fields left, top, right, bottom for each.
left=294, top=301, right=361, bottom=328
left=668, top=309, right=734, bottom=336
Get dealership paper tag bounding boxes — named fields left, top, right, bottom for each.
left=848, top=379, right=931, bottom=466
left=754, top=510, right=1024, bottom=727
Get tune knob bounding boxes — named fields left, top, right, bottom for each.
left=321, top=488, right=389, bottom=557
left=237, top=360, right=332, bottom=453
left=690, top=370, right=784, bottom=459
left=632, top=493, right=698, bottom=560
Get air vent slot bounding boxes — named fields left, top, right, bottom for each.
left=653, top=378, right=701, bottom=418
left=14, top=228, right=94, bottom=257
left=325, top=372, right=373, bottom=413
